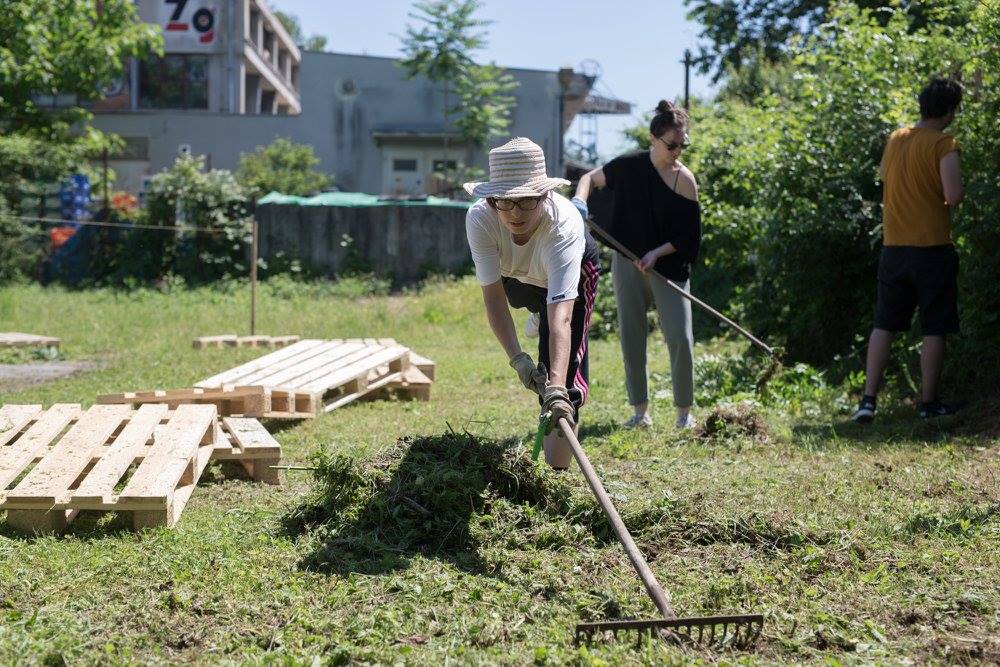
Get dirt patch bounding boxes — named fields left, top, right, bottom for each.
left=957, top=396, right=1000, bottom=440
left=0, top=361, right=101, bottom=392
left=697, top=401, right=772, bottom=443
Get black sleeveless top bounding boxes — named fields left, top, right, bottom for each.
left=598, top=151, right=702, bottom=281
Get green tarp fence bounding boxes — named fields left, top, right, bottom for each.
left=257, top=191, right=472, bottom=209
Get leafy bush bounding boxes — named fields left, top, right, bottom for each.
left=0, top=132, right=112, bottom=281
left=144, top=154, right=253, bottom=283
left=0, top=195, right=41, bottom=281
left=236, top=137, right=330, bottom=200
left=670, top=3, right=998, bottom=394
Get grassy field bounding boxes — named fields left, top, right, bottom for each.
left=1, top=278, right=998, bottom=665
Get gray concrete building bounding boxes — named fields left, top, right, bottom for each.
left=91, top=2, right=601, bottom=195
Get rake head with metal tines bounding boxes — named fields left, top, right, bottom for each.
left=575, top=613, right=764, bottom=649
left=556, top=415, right=765, bottom=651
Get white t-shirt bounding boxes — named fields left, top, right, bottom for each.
left=465, top=192, right=585, bottom=304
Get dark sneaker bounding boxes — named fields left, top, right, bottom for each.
left=918, top=401, right=958, bottom=420
left=851, top=396, right=877, bottom=423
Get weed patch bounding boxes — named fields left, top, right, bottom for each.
left=285, top=431, right=591, bottom=575
left=697, top=401, right=772, bottom=444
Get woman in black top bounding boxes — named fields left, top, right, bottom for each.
left=572, top=100, right=702, bottom=429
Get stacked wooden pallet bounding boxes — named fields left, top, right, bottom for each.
left=0, top=403, right=281, bottom=534
left=193, top=335, right=300, bottom=349
left=99, top=339, right=435, bottom=419
left=0, top=332, right=60, bottom=349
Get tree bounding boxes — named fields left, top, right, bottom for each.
left=450, top=63, right=519, bottom=147
left=274, top=9, right=329, bottom=52
left=399, top=0, right=516, bottom=157
left=674, top=2, right=995, bottom=377
left=684, top=0, right=969, bottom=82
left=0, top=0, right=161, bottom=138
left=0, top=0, right=161, bottom=280
left=304, top=35, right=329, bottom=51
left=236, top=137, right=330, bottom=199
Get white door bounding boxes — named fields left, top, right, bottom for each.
left=382, top=150, right=424, bottom=195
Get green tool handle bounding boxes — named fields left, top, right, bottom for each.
left=532, top=412, right=550, bottom=461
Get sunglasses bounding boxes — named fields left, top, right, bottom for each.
left=488, top=196, right=544, bottom=212
left=657, top=134, right=691, bottom=151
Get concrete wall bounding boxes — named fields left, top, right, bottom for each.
left=92, top=51, right=565, bottom=195
left=256, top=203, right=472, bottom=283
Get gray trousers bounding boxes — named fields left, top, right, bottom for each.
left=612, top=252, right=694, bottom=407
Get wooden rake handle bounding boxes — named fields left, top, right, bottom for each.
left=557, top=416, right=677, bottom=620
left=585, top=219, right=776, bottom=357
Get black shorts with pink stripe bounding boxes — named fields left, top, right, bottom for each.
left=502, top=238, right=600, bottom=417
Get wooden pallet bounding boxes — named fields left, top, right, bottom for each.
left=0, top=404, right=281, bottom=534
left=97, top=386, right=319, bottom=419
left=98, top=339, right=434, bottom=419
left=193, top=335, right=300, bottom=349
left=0, top=332, right=60, bottom=349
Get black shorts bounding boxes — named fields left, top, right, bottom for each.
left=501, top=257, right=600, bottom=416
left=874, top=245, right=959, bottom=336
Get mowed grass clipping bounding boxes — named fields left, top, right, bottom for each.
left=0, top=277, right=998, bottom=665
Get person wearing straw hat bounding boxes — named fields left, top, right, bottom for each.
left=464, top=137, right=600, bottom=469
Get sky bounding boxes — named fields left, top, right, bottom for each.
left=270, top=0, right=715, bottom=162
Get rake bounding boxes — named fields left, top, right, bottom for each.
left=555, top=416, right=764, bottom=648
left=584, top=219, right=783, bottom=390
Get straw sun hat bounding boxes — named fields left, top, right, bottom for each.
left=463, top=137, right=570, bottom=199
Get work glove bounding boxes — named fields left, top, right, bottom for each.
left=541, top=384, right=575, bottom=433
left=570, top=196, right=589, bottom=221
left=509, top=352, right=547, bottom=394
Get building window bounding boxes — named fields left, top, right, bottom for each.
left=393, top=159, right=418, bottom=172
left=433, top=160, right=457, bottom=172
left=139, top=55, right=209, bottom=110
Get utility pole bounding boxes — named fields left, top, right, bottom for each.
left=250, top=217, right=258, bottom=335
left=683, top=49, right=693, bottom=110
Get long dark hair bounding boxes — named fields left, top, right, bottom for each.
left=649, top=99, right=688, bottom=139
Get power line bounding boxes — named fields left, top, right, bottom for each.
left=11, top=215, right=250, bottom=235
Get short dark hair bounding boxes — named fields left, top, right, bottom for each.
left=918, top=78, right=962, bottom=119
left=649, top=99, right=688, bottom=139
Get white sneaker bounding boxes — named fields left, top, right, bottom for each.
left=675, top=413, right=697, bottom=430
left=623, top=413, right=653, bottom=429
left=524, top=311, right=540, bottom=338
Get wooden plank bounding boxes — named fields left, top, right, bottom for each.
left=221, top=417, right=281, bottom=457
left=268, top=335, right=301, bottom=347
left=118, top=404, right=216, bottom=505
left=224, top=340, right=347, bottom=388
left=240, top=335, right=272, bottom=347
left=298, top=346, right=410, bottom=394
left=0, top=405, right=44, bottom=447
left=281, top=344, right=396, bottom=393
left=4, top=404, right=131, bottom=506
left=193, top=335, right=238, bottom=349
left=5, top=508, right=75, bottom=533
left=408, top=353, right=436, bottom=381
left=193, top=334, right=300, bottom=349
left=0, top=404, right=80, bottom=489
left=0, top=333, right=61, bottom=348
left=160, top=425, right=218, bottom=527
left=195, top=339, right=326, bottom=388
left=71, top=404, right=169, bottom=505
left=384, top=366, right=433, bottom=401
left=98, top=386, right=266, bottom=405
left=244, top=341, right=366, bottom=389
left=221, top=417, right=282, bottom=483
left=323, top=370, right=404, bottom=413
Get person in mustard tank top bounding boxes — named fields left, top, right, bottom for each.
left=852, top=79, right=965, bottom=423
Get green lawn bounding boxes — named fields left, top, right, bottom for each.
left=1, top=278, right=997, bottom=665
